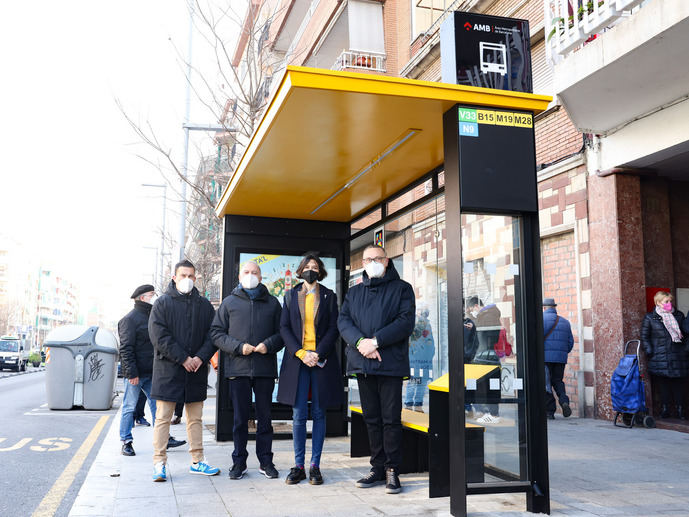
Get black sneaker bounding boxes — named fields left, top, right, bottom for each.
left=167, top=436, right=187, bottom=449
left=561, top=403, right=572, bottom=418
left=285, top=466, right=306, bottom=485
left=121, top=442, right=135, bottom=456
left=355, top=469, right=385, bottom=488
left=229, top=463, right=247, bottom=479
left=135, top=417, right=151, bottom=427
left=385, top=468, right=401, bottom=494
left=309, top=465, right=323, bottom=485
left=259, top=463, right=279, bottom=479
left=547, top=413, right=555, bottom=420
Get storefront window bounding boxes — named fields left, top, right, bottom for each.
left=461, top=214, right=527, bottom=481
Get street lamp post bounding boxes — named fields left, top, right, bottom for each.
left=142, top=184, right=167, bottom=291
left=143, top=246, right=158, bottom=288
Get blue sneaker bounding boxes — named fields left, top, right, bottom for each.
left=153, top=462, right=167, bottom=482
left=190, top=459, right=220, bottom=476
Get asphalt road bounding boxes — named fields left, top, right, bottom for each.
left=0, top=371, right=120, bottom=517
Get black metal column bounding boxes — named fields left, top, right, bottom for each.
left=443, top=106, right=467, bottom=517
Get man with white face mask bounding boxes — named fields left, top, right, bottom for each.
left=149, top=259, right=219, bottom=482
left=338, top=244, right=415, bottom=494
left=210, top=260, right=284, bottom=480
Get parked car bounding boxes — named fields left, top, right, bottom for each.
left=0, top=336, right=30, bottom=372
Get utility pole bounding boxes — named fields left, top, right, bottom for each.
left=142, top=184, right=167, bottom=290
left=179, top=1, right=194, bottom=261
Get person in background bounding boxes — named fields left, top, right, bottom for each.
left=467, top=296, right=501, bottom=423
left=134, top=391, right=150, bottom=426
left=149, top=260, right=219, bottom=481
left=405, top=306, right=435, bottom=412
left=171, top=402, right=184, bottom=425
left=118, top=284, right=185, bottom=457
left=542, top=298, right=574, bottom=420
left=338, top=245, right=415, bottom=495
left=211, top=260, right=284, bottom=481
left=642, top=291, right=688, bottom=419
left=278, top=253, right=342, bottom=486
left=463, top=310, right=479, bottom=416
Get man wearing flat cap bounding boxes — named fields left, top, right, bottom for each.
left=118, top=284, right=186, bottom=456
left=543, top=298, right=574, bottom=419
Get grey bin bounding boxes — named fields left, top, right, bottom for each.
left=44, top=325, right=118, bottom=410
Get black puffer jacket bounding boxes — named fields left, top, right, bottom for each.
left=210, top=284, right=283, bottom=378
left=641, top=309, right=689, bottom=378
left=338, top=261, right=415, bottom=377
left=117, top=300, right=154, bottom=379
left=149, top=281, right=216, bottom=403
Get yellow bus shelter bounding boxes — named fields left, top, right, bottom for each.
left=216, top=65, right=552, bottom=516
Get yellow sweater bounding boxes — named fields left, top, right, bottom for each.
left=295, top=292, right=316, bottom=360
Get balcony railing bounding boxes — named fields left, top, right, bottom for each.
left=546, top=0, right=646, bottom=59
left=332, top=51, right=386, bottom=72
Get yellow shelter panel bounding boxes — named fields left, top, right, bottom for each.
left=216, top=66, right=551, bottom=221
left=428, top=365, right=500, bottom=392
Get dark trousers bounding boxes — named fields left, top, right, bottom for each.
left=357, top=375, right=403, bottom=471
left=545, top=362, right=569, bottom=414
left=654, top=375, right=686, bottom=406
left=134, top=390, right=147, bottom=420
left=229, top=377, right=275, bottom=467
left=175, top=401, right=184, bottom=418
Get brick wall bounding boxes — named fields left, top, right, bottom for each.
left=535, top=107, right=582, bottom=167
left=541, top=232, right=580, bottom=415
left=538, top=163, right=593, bottom=415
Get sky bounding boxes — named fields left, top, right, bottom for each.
left=1, top=1, right=239, bottom=322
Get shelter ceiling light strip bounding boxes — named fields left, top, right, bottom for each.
left=310, top=128, right=421, bottom=215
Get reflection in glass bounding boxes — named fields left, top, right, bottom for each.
left=347, top=196, right=448, bottom=416
left=462, top=214, right=526, bottom=482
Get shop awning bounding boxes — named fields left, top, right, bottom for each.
left=216, top=66, right=551, bottom=222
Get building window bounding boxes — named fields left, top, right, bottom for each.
left=411, top=0, right=450, bottom=40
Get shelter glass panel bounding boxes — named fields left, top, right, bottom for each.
left=347, top=196, right=448, bottom=414
left=461, top=214, right=527, bottom=482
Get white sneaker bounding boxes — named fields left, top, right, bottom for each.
left=153, top=461, right=167, bottom=482
left=476, top=413, right=501, bottom=424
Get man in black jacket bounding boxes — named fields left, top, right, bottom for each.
left=338, top=245, right=415, bottom=494
left=118, top=284, right=186, bottom=456
left=211, top=260, right=283, bottom=480
left=149, top=260, right=218, bottom=482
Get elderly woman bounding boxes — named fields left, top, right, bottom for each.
left=641, top=291, right=688, bottom=419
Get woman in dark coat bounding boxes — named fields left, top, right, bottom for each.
left=277, top=253, right=342, bottom=485
left=641, top=291, right=689, bottom=419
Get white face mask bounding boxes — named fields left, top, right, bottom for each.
left=471, top=310, right=479, bottom=318
left=364, top=261, right=386, bottom=279
left=240, top=273, right=260, bottom=290
left=176, top=277, right=194, bottom=294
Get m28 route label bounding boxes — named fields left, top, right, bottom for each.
left=458, top=107, right=533, bottom=131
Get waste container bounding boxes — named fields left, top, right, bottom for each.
left=44, top=325, right=118, bottom=410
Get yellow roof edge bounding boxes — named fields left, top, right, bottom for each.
left=216, top=66, right=553, bottom=217
left=214, top=68, right=296, bottom=218
left=285, top=65, right=553, bottom=108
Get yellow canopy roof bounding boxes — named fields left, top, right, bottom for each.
left=216, top=66, right=551, bottom=221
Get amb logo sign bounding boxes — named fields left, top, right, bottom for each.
left=457, top=107, right=532, bottom=137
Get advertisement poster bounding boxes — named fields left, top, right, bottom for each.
left=238, top=253, right=337, bottom=302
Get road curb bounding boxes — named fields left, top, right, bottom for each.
left=0, top=366, right=46, bottom=379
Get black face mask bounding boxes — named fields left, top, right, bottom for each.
left=301, top=269, right=319, bottom=284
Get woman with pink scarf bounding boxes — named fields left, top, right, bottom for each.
left=641, top=291, right=689, bottom=419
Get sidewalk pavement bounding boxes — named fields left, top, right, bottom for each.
left=70, top=390, right=689, bottom=517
